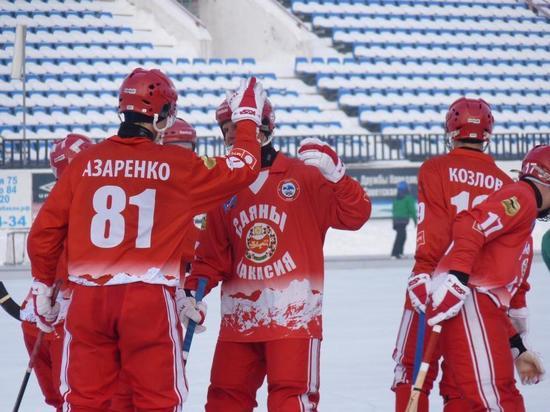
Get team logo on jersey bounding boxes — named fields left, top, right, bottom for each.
left=228, top=148, right=258, bottom=169
left=245, top=223, right=277, bottom=263
left=193, top=213, right=207, bottom=230
left=277, top=179, right=300, bottom=201
left=501, top=196, right=521, bottom=216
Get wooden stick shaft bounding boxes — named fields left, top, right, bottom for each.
left=405, top=324, right=442, bottom=412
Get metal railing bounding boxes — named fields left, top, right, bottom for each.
left=1, top=133, right=549, bottom=169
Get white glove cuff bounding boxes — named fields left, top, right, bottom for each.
left=509, top=307, right=529, bottom=336
left=446, top=275, right=471, bottom=299
left=31, top=280, right=53, bottom=297
left=231, top=107, right=261, bottom=125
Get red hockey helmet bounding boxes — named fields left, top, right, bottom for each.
left=445, top=97, right=494, bottom=142
left=215, top=97, right=276, bottom=135
left=49, top=134, right=93, bottom=178
left=118, top=68, right=178, bottom=130
left=520, top=145, right=550, bottom=186
left=163, top=118, right=197, bottom=150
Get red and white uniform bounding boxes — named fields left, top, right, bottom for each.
left=393, top=147, right=513, bottom=411
left=430, top=181, right=539, bottom=411
left=20, top=249, right=69, bottom=412
left=27, top=121, right=260, bottom=411
left=186, top=153, right=371, bottom=411
left=436, top=182, right=537, bottom=303
left=508, top=236, right=533, bottom=312
left=181, top=213, right=206, bottom=270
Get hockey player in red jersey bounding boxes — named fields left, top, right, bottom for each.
left=26, top=69, right=265, bottom=411
left=425, top=144, right=549, bottom=410
left=392, top=98, right=540, bottom=411
left=19, top=134, right=93, bottom=412
left=161, top=117, right=203, bottom=268
left=183, top=97, right=371, bottom=412
left=109, top=118, right=200, bottom=412
left=163, top=117, right=197, bottom=151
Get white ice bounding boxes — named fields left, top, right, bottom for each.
left=1, top=257, right=549, bottom=411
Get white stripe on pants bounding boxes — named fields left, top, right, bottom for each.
left=162, top=287, right=188, bottom=411
left=60, top=322, right=72, bottom=412
left=462, top=292, right=503, bottom=412
left=392, top=308, right=414, bottom=386
left=299, top=338, right=320, bottom=412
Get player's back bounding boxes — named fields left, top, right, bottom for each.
left=64, top=136, right=198, bottom=284
left=57, top=135, right=250, bottom=286
left=413, top=147, right=512, bottom=275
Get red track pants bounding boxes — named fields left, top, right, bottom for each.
left=393, top=291, right=525, bottom=411
left=60, top=283, right=187, bottom=412
left=206, top=338, right=321, bottom=412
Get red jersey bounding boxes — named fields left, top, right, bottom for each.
left=181, top=213, right=206, bottom=266
left=27, top=121, right=260, bottom=287
left=509, top=236, right=532, bottom=310
left=186, top=153, right=371, bottom=342
left=413, top=148, right=512, bottom=276
left=436, top=181, right=539, bottom=307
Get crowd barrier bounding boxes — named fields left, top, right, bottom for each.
left=1, top=133, right=549, bottom=169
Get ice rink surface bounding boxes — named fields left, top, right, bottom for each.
left=1, top=257, right=549, bottom=411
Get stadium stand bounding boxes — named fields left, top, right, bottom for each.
left=285, top=0, right=550, bottom=134
left=0, top=0, right=349, bottom=139
left=1, top=0, right=549, bottom=144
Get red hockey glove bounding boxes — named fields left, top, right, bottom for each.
left=298, top=137, right=346, bottom=183
left=31, top=280, right=60, bottom=333
left=427, top=272, right=470, bottom=326
left=227, top=77, right=267, bottom=126
left=407, top=273, right=431, bottom=313
left=176, top=287, right=207, bottom=334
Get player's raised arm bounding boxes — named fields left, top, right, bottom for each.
left=297, top=137, right=371, bottom=231
left=186, top=77, right=266, bottom=213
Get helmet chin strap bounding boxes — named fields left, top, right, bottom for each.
left=153, top=114, right=175, bottom=135
left=262, top=133, right=273, bottom=147
left=445, top=133, right=454, bottom=151
left=525, top=175, right=550, bottom=188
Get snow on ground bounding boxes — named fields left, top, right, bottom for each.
left=1, top=257, right=549, bottom=411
